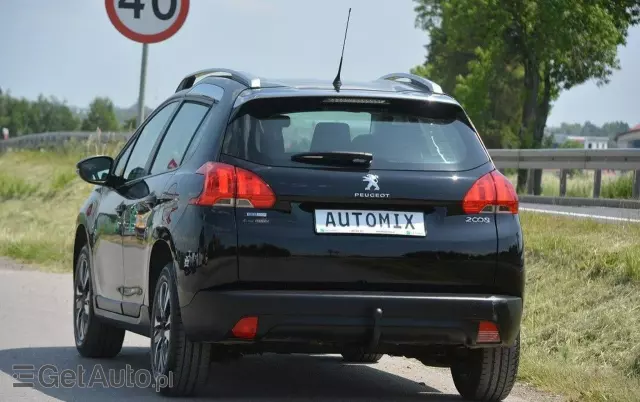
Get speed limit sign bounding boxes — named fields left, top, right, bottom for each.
left=105, top=0, right=190, bottom=44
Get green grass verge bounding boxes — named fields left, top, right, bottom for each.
left=0, top=141, right=123, bottom=272
left=520, top=213, right=640, bottom=401
left=1, top=146, right=639, bottom=400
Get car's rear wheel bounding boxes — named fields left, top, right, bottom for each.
left=74, top=245, right=125, bottom=358
left=341, top=348, right=384, bottom=363
left=450, top=334, right=520, bottom=402
left=151, top=264, right=211, bottom=396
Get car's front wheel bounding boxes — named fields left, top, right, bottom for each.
left=150, top=264, right=211, bottom=396
left=74, top=245, right=125, bottom=358
left=450, top=334, right=520, bottom=402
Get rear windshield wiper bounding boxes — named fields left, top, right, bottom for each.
left=290, top=152, right=373, bottom=167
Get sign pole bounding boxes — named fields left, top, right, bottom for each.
left=106, top=0, right=189, bottom=127
left=136, top=43, right=149, bottom=127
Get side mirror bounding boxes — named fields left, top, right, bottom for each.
left=76, top=156, right=114, bottom=185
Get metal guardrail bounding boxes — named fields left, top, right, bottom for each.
left=0, top=131, right=131, bottom=153
left=489, top=148, right=640, bottom=201
left=1, top=133, right=639, bottom=205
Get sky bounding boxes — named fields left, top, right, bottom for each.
left=0, top=0, right=638, bottom=128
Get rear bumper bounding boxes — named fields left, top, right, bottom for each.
left=181, top=290, right=522, bottom=349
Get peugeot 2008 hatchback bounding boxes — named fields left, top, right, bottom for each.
left=73, top=69, right=523, bottom=401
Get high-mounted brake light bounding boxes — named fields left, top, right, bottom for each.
left=462, top=170, right=518, bottom=214
left=189, top=162, right=275, bottom=209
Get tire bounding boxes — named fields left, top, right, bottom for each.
left=74, top=245, right=125, bottom=358
left=450, top=334, right=520, bottom=402
left=151, top=264, right=211, bottom=397
left=341, top=348, right=384, bottom=363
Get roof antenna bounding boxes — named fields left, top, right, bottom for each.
left=332, top=8, right=352, bottom=92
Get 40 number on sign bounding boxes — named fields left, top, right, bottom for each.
left=118, top=0, right=177, bottom=21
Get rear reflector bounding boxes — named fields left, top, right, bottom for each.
left=477, top=321, right=501, bottom=344
left=462, top=170, right=518, bottom=214
left=231, top=316, right=258, bottom=339
left=190, top=162, right=275, bottom=208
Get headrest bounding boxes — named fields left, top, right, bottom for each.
left=310, top=122, right=351, bottom=152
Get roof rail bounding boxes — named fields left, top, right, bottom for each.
left=378, top=73, right=443, bottom=94
left=175, top=68, right=261, bottom=92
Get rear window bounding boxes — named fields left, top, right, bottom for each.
left=222, top=96, right=489, bottom=172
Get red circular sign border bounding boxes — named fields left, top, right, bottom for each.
left=105, top=0, right=190, bottom=44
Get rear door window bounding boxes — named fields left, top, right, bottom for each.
left=122, top=102, right=179, bottom=181
left=223, top=96, right=489, bottom=172
left=150, top=102, right=209, bottom=175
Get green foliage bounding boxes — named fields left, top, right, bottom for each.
left=602, top=172, right=634, bottom=199
left=560, top=140, right=583, bottom=149
left=510, top=171, right=635, bottom=199
left=51, top=170, right=77, bottom=192
left=0, top=173, right=39, bottom=200
left=412, top=0, right=639, bottom=151
left=0, top=142, right=125, bottom=271
left=81, top=97, right=121, bottom=132
left=0, top=92, right=80, bottom=136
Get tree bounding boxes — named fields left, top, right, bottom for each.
left=601, top=121, right=630, bottom=138
left=413, top=0, right=640, bottom=193
left=0, top=91, right=81, bottom=136
left=581, top=121, right=601, bottom=137
left=412, top=0, right=524, bottom=149
left=30, top=95, right=79, bottom=133
left=81, top=97, right=120, bottom=132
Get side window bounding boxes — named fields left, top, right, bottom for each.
left=113, top=139, right=134, bottom=177
left=150, top=103, right=209, bottom=175
left=122, top=102, right=178, bottom=181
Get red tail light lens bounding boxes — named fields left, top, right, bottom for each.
left=190, top=162, right=275, bottom=209
left=231, top=316, right=258, bottom=339
left=190, top=163, right=236, bottom=206
left=477, top=321, right=501, bottom=344
left=462, top=170, right=518, bottom=214
left=493, top=171, right=519, bottom=214
left=236, top=167, right=277, bottom=209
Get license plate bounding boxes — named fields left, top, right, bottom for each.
left=314, top=210, right=426, bottom=237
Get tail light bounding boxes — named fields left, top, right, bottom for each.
left=476, top=321, right=501, bottom=344
left=462, top=170, right=518, bottom=214
left=189, top=162, right=276, bottom=208
left=232, top=316, right=258, bottom=339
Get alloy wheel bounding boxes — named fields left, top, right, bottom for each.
left=152, top=281, right=171, bottom=376
left=74, top=256, right=91, bottom=343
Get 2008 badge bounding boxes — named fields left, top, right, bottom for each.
left=466, top=216, right=491, bottom=223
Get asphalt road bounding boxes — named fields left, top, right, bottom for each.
left=520, top=203, right=640, bottom=223
left=0, top=260, right=559, bottom=402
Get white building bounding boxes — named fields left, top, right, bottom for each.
left=583, top=136, right=609, bottom=150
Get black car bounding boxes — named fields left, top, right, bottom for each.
left=73, top=69, right=523, bottom=401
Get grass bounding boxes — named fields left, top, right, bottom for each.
left=0, top=140, right=124, bottom=271
left=519, top=214, right=640, bottom=401
left=1, top=146, right=640, bottom=400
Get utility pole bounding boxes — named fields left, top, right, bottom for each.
left=136, top=44, right=149, bottom=127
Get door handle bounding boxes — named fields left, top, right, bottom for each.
left=137, top=193, right=172, bottom=213
left=142, top=193, right=158, bottom=208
